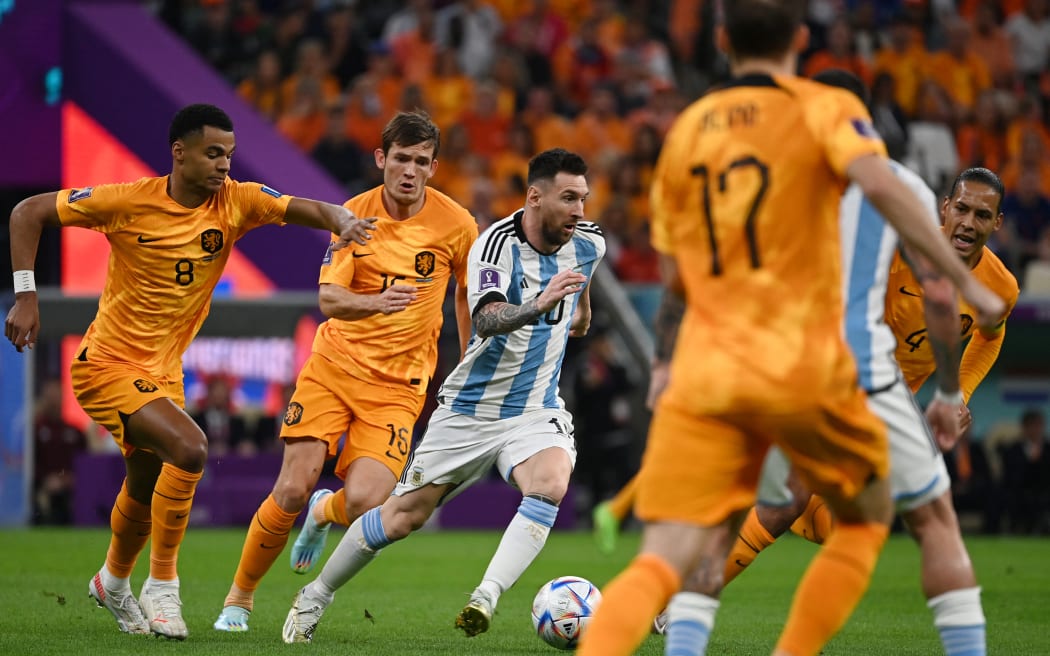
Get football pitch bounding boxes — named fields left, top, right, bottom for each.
left=1, top=528, right=1047, bottom=655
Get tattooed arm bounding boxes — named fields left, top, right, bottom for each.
left=901, top=243, right=964, bottom=449
left=474, top=268, right=588, bottom=339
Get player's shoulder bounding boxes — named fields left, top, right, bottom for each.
left=343, top=185, right=385, bottom=213
left=572, top=220, right=605, bottom=245
left=423, top=186, right=477, bottom=227
left=474, top=211, right=521, bottom=265
left=976, top=248, right=1020, bottom=303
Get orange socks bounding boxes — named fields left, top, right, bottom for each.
left=226, top=494, right=300, bottom=610
left=577, top=554, right=681, bottom=656
left=775, top=521, right=890, bottom=656
left=723, top=506, right=778, bottom=585
left=789, top=495, right=834, bottom=545
left=105, top=480, right=152, bottom=578
left=607, top=475, right=639, bottom=522
left=149, top=463, right=202, bottom=581
left=321, top=488, right=349, bottom=527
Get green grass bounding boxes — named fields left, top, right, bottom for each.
left=0, top=528, right=1047, bottom=655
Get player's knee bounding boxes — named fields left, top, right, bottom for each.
left=271, top=478, right=312, bottom=512
left=524, top=473, right=571, bottom=505
left=757, top=503, right=803, bottom=537
left=384, top=506, right=428, bottom=539
left=168, top=427, right=208, bottom=472
left=903, top=492, right=960, bottom=539
left=343, top=489, right=389, bottom=524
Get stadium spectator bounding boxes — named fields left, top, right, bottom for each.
left=237, top=49, right=285, bottom=122
left=998, top=408, right=1050, bottom=534
left=905, top=81, right=960, bottom=193
left=1004, top=0, right=1050, bottom=91
left=873, top=15, right=930, bottom=115
left=422, top=49, right=476, bottom=130
left=434, top=0, right=504, bottom=79
left=804, top=18, right=874, bottom=86
left=275, top=77, right=328, bottom=153
left=956, top=89, right=1008, bottom=173
left=311, top=103, right=370, bottom=196
left=390, top=5, right=439, bottom=85
left=1000, top=168, right=1050, bottom=271
left=572, top=85, right=632, bottom=166
left=614, top=222, right=661, bottom=284
left=457, top=80, right=511, bottom=161
left=190, top=377, right=251, bottom=457
left=869, top=72, right=911, bottom=161
left=1005, top=94, right=1050, bottom=161
left=32, top=378, right=88, bottom=525
left=615, top=20, right=677, bottom=112
left=572, top=320, right=637, bottom=517
left=343, top=74, right=391, bottom=153
left=519, top=86, right=574, bottom=154
left=552, top=17, right=615, bottom=111
left=1001, top=129, right=1050, bottom=195
left=926, top=16, right=992, bottom=119
left=322, top=5, right=370, bottom=89
left=489, top=121, right=534, bottom=217
left=279, top=38, right=341, bottom=113
left=970, top=0, right=1018, bottom=89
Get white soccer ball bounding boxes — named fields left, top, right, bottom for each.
left=531, top=576, right=602, bottom=650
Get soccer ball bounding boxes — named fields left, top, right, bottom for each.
left=531, top=576, right=602, bottom=650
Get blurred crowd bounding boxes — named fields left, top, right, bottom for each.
left=28, top=0, right=1043, bottom=530
left=148, top=0, right=1050, bottom=292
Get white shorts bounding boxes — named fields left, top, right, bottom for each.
left=757, top=379, right=949, bottom=513
left=393, top=405, right=577, bottom=505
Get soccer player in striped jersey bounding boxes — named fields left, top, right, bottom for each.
left=280, top=148, right=606, bottom=644
left=4, top=104, right=375, bottom=640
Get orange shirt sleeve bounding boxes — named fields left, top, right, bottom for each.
left=229, top=181, right=293, bottom=237
left=56, top=183, right=138, bottom=232
left=806, top=87, right=888, bottom=177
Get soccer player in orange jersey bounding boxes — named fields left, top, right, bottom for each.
left=212, top=111, right=478, bottom=633
left=4, top=104, right=376, bottom=640
left=576, top=2, right=1006, bottom=655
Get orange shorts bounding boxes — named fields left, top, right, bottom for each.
left=70, top=349, right=185, bottom=457
left=635, top=388, right=888, bottom=527
left=280, top=353, right=425, bottom=480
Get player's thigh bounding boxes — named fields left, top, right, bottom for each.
left=280, top=355, right=354, bottom=460
left=394, top=407, right=503, bottom=503
left=71, top=355, right=185, bottom=457
left=870, top=381, right=950, bottom=512
left=756, top=445, right=795, bottom=507
left=336, top=379, right=425, bottom=480
left=636, top=404, right=767, bottom=527
left=774, top=388, right=889, bottom=505
left=500, top=408, right=576, bottom=493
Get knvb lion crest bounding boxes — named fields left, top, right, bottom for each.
left=414, top=250, right=436, bottom=278
left=284, top=401, right=304, bottom=426
left=133, top=379, right=158, bottom=393
left=200, top=229, right=224, bottom=254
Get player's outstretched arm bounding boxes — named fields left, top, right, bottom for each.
left=648, top=254, right=685, bottom=409
left=318, top=282, right=418, bottom=321
left=284, top=198, right=376, bottom=249
left=474, top=268, right=586, bottom=339
left=5, top=192, right=61, bottom=352
left=902, top=244, right=964, bottom=448
left=847, top=155, right=1005, bottom=328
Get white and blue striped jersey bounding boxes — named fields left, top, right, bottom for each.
left=840, top=161, right=939, bottom=392
left=438, top=210, right=606, bottom=419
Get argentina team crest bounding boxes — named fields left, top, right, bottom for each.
left=201, top=229, right=225, bottom=254
left=415, top=250, right=435, bottom=282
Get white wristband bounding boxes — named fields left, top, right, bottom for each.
left=13, top=270, right=36, bottom=294
left=933, top=388, right=964, bottom=406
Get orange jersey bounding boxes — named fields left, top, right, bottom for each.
left=885, top=245, right=1018, bottom=397
left=650, top=74, right=887, bottom=415
left=57, top=177, right=291, bottom=375
left=312, top=185, right=477, bottom=391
